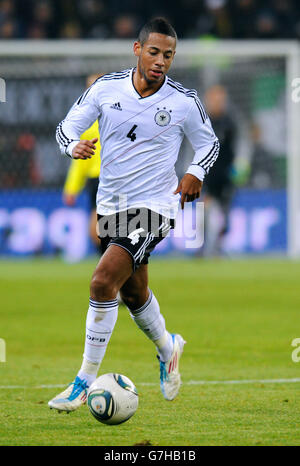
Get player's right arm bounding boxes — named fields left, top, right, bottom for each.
left=56, top=83, right=101, bottom=159
left=71, top=138, right=98, bottom=160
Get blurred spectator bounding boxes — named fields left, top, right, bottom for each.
left=76, top=0, right=109, bottom=38
left=204, top=0, right=233, bottom=38
left=59, top=20, right=82, bottom=39
left=230, top=0, right=259, bottom=39
left=1, top=0, right=300, bottom=39
left=273, top=0, right=297, bottom=39
left=202, top=85, right=238, bottom=256
left=28, top=0, right=56, bottom=38
left=27, top=23, right=47, bottom=39
left=0, top=132, right=40, bottom=188
left=16, top=132, right=40, bottom=186
left=0, top=18, right=18, bottom=38
left=0, top=0, right=16, bottom=22
left=255, top=9, right=278, bottom=39
left=112, top=14, right=138, bottom=39
left=0, top=0, right=23, bottom=38
left=248, top=123, right=277, bottom=189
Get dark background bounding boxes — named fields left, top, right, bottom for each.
left=0, top=0, right=299, bottom=40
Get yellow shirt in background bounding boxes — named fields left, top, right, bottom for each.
left=63, top=120, right=101, bottom=196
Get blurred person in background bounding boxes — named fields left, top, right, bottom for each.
left=273, top=0, right=298, bottom=39
left=202, top=84, right=237, bottom=257
left=63, top=74, right=102, bottom=248
left=0, top=0, right=16, bottom=24
left=194, top=0, right=233, bottom=38
left=0, top=0, right=22, bottom=38
left=76, top=0, right=109, bottom=38
left=28, top=0, right=56, bottom=38
left=230, top=0, right=259, bottom=39
left=112, top=14, right=138, bottom=38
left=26, top=22, right=47, bottom=38
left=254, top=9, right=278, bottom=39
left=248, top=123, right=277, bottom=189
left=59, top=20, right=82, bottom=39
left=205, top=0, right=232, bottom=38
left=0, top=131, right=40, bottom=187
left=0, top=17, right=17, bottom=37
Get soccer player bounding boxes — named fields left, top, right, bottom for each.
left=49, top=17, right=220, bottom=412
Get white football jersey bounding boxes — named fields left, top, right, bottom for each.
left=57, top=68, right=219, bottom=218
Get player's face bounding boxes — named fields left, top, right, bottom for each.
left=134, top=33, right=176, bottom=85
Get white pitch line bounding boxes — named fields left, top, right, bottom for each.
left=185, top=377, right=300, bottom=385
left=0, top=378, right=300, bottom=390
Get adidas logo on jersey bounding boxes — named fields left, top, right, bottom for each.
left=110, top=102, right=122, bottom=111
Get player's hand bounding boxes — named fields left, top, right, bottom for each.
left=174, top=174, right=203, bottom=209
left=72, top=138, right=98, bottom=160
left=63, top=193, right=77, bottom=206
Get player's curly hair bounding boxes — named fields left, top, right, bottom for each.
left=137, top=17, right=177, bottom=46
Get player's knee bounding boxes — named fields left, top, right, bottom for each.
left=90, top=269, right=117, bottom=300
left=121, top=289, right=149, bottom=311
left=120, top=292, right=137, bottom=310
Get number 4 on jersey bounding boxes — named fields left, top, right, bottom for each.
left=127, top=125, right=137, bottom=142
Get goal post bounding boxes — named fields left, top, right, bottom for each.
left=0, top=39, right=299, bottom=258
left=180, top=40, right=300, bottom=259
left=286, top=45, right=300, bottom=259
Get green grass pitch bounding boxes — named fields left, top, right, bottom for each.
left=0, top=257, right=300, bottom=446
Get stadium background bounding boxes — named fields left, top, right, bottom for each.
left=1, top=0, right=297, bottom=261
left=1, top=0, right=300, bottom=40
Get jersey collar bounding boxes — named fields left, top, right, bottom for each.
left=129, top=67, right=168, bottom=100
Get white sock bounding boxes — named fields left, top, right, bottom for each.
left=153, top=331, right=174, bottom=362
left=77, top=298, right=118, bottom=386
left=78, top=358, right=100, bottom=387
left=130, top=290, right=173, bottom=362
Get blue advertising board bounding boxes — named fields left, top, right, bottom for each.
left=0, top=188, right=287, bottom=260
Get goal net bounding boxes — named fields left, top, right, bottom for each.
left=0, top=40, right=299, bottom=260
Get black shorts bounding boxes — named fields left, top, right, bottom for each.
left=97, top=208, right=175, bottom=271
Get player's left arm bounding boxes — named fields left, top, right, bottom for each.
left=174, top=173, right=203, bottom=210
left=175, top=98, right=220, bottom=209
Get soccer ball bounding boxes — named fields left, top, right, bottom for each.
left=87, top=373, right=138, bottom=425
